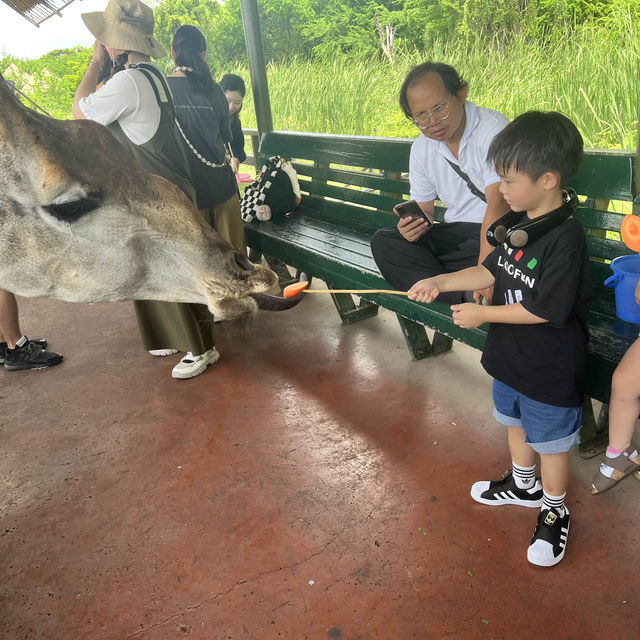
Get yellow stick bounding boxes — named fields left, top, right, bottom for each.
left=304, top=288, right=408, bottom=295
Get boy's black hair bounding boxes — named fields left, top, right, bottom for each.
left=399, top=62, right=467, bottom=119
left=487, top=111, right=583, bottom=185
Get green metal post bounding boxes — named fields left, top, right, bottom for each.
left=239, top=0, right=274, bottom=140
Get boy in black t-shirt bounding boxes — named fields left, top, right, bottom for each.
left=408, top=111, right=591, bottom=567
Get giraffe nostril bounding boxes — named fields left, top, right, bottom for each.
left=234, top=252, right=254, bottom=271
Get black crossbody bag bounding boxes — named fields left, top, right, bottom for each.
left=444, top=157, right=487, bottom=203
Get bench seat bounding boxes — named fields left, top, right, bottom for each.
left=244, top=130, right=640, bottom=453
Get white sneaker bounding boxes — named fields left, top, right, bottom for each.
left=171, top=348, right=220, bottom=379
left=149, top=349, right=179, bottom=356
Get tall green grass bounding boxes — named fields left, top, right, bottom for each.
left=232, top=8, right=640, bottom=149
left=2, top=7, right=638, bottom=149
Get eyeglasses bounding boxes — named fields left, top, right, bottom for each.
left=412, top=100, right=452, bottom=128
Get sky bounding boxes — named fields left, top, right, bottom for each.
left=0, top=0, right=108, bottom=59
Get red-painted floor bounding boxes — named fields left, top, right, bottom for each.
left=1, top=293, right=639, bottom=639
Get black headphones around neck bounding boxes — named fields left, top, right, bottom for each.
left=486, top=189, right=578, bottom=249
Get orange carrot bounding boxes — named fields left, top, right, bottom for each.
left=283, top=281, right=310, bottom=298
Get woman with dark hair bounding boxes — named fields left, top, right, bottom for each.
left=219, top=73, right=247, bottom=172
left=167, top=26, right=245, bottom=253
left=166, top=25, right=247, bottom=372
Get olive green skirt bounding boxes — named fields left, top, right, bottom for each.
left=202, top=193, right=247, bottom=255
left=134, top=194, right=246, bottom=354
left=134, top=300, right=214, bottom=355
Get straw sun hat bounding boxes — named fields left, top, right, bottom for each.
left=82, top=0, right=166, bottom=59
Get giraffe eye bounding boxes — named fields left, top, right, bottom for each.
left=43, top=196, right=101, bottom=222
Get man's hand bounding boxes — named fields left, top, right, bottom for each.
left=408, top=278, right=440, bottom=303
left=450, top=302, right=486, bottom=329
left=397, top=215, right=430, bottom=242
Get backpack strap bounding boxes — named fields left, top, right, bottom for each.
left=132, top=63, right=228, bottom=169
left=444, top=157, right=486, bottom=203
left=130, top=62, right=173, bottom=114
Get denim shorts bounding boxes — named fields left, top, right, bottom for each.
left=492, top=379, right=582, bottom=454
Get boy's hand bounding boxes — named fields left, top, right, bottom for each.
left=474, top=286, right=493, bottom=304
left=450, top=302, right=486, bottom=329
left=408, top=278, right=440, bottom=303
left=397, top=215, right=430, bottom=243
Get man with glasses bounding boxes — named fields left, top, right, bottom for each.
left=371, top=62, right=509, bottom=303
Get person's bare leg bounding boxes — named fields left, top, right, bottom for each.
left=0, top=289, right=22, bottom=347
left=608, top=338, right=640, bottom=450
left=508, top=425, right=537, bottom=467
left=539, top=452, right=570, bottom=498
left=590, top=338, right=640, bottom=493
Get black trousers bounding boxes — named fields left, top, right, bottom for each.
left=370, top=222, right=482, bottom=303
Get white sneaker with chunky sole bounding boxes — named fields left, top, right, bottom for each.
left=171, top=348, right=220, bottom=379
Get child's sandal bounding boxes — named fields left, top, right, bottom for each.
left=591, top=446, right=640, bottom=495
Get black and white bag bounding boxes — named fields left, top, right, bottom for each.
left=240, top=156, right=300, bottom=222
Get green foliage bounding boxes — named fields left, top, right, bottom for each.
left=154, top=0, right=640, bottom=69
left=233, top=4, right=640, bottom=149
left=1, top=0, right=638, bottom=148
left=1, top=47, right=91, bottom=119
left=152, top=0, right=222, bottom=74
left=300, top=0, right=399, bottom=60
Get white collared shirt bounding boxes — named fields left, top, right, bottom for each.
left=409, top=102, right=508, bottom=223
left=79, top=66, right=162, bottom=146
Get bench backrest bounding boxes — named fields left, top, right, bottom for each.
left=260, top=131, right=638, bottom=291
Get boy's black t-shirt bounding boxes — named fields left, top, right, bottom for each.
left=481, top=216, right=592, bottom=407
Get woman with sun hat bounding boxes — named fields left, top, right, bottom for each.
left=72, top=0, right=219, bottom=380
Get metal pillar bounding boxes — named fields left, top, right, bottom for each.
left=239, top=0, right=274, bottom=140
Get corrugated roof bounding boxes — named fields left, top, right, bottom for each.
left=2, top=0, right=77, bottom=26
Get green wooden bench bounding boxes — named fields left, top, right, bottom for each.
left=244, top=131, right=639, bottom=455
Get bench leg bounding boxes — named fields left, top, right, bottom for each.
left=396, top=314, right=453, bottom=360
left=330, top=292, right=379, bottom=325
left=579, top=397, right=609, bottom=459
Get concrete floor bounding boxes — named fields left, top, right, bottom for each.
left=1, top=290, right=639, bottom=639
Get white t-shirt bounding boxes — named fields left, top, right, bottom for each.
left=78, top=67, right=161, bottom=146
left=409, top=102, right=508, bottom=223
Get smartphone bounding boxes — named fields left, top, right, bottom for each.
left=395, top=200, right=433, bottom=226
